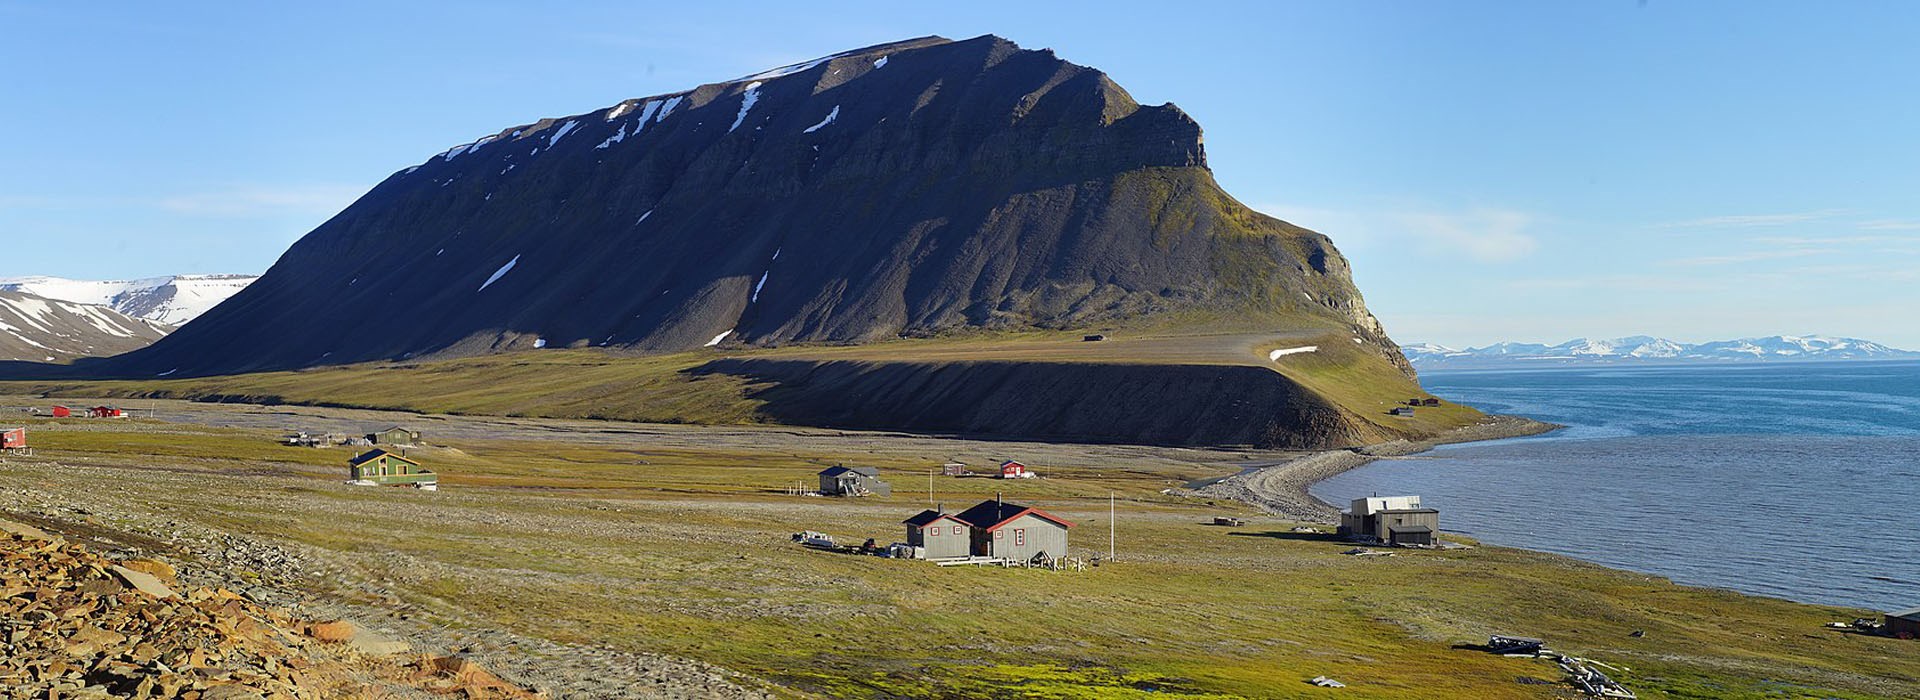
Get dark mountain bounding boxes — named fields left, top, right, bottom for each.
left=89, top=34, right=1399, bottom=378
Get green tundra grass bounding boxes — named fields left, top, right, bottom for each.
left=4, top=410, right=1914, bottom=699
left=2, top=329, right=1483, bottom=443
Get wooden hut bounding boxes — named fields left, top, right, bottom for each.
left=953, top=499, right=1074, bottom=562
left=1888, top=607, right=1920, bottom=639
left=347, top=449, right=437, bottom=490
left=902, top=509, right=974, bottom=560
left=367, top=426, right=420, bottom=446
left=818, top=465, right=890, bottom=497
left=0, top=428, right=25, bottom=450
left=1338, top=496, right=1439, bottom=546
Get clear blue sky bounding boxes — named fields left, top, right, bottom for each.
left=4, top=1, right=1917, bottom=347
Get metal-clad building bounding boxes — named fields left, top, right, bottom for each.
left=954, top=500, right=1073, bottom=562
left=818, top=465, right=891, bottom=496
left=903, top=510, right=973, bottom=559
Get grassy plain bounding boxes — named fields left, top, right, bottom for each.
left=2, top=329, right=1484, bottom=441
left=1, top=404, right=1914, bottom=699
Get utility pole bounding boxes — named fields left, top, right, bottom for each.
left=927, top=468, right=933, bottom=504
left=1109, top=492, right=1116, bottom=562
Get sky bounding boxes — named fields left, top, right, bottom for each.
left=3, top=1, right=1918, bottom=348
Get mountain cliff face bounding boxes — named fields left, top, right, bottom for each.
left=96, top=35, right=1398, bottom=378
left=0, top=291, right=172, bottom=362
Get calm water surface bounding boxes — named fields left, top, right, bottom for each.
left=1311, top=360, right=1920, bottom=611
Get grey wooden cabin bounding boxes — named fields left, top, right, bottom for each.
left=903, top=510, right=974, bottom=559
left=1338, top=496, right=1439, bottom=546
left=954, top=500, right=1073, bottom=562
left=818, top=465, right=891, bottom=497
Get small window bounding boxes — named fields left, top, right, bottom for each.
left=930, top=527, right=940, bottom=537
left=1015, top=529, right=1026, bottom=547
left=994, top=530, right=1003, bottom=539
left=951, top=525, right=962, bottom=536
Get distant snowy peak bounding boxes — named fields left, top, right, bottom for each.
left=0, top=290, right=172, bottom=363
left=0, top=274, right=257, bottom=326
left=1404, top=335, right=1919, bottom=366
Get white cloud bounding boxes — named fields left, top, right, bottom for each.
left=157, top=185, right=367, bottom=218
left=1258, top=204, right=1539, bottom=263
left=1655, top=210, right=1844, bottom=229
left=1661, top=249, right=1826, bottom=267
left=1858, top=219, right=1920, bottom=231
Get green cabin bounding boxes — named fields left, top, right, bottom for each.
left=347, top=449, right=437, bottom=489
left=367, top=426, right=421, bottom=446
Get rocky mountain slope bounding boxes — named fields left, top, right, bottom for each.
left=0, top=290, right=172, bottom=362
left=0, top=274, right=257, bottom=326
left=93, top=34, right=1399, bottom=378
left=1405, top=335, right=1920, bottom=367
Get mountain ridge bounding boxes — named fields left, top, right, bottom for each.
left=0, top=274, right=258, bottom=326
left=0, top=290, right=173, bottom=362
left=1405, top=334, right=1919, bottom=367
left=74, top=34, right=1404, bottom=379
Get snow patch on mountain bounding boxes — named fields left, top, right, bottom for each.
left=0, top=275, right=257, bottom=326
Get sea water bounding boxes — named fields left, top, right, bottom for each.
left=1311, top=360, right=1920, bottom=611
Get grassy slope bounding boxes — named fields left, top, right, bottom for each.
left=10, top=414, right=1915, bottom=700
left=1, top=329, right=1482, bottom=446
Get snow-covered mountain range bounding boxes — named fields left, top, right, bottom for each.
left=0, top=275, right=257, bottom=326
left=0, top=290, right=173, bottom=362
left=1404, top=335, right=1920, bottom=367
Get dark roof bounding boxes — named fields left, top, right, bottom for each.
left=819, top=465, right=880, bottom=477
left=349, top=449, right=418, bottom=467
left=902, top=510, right=965, bottom=527
left=953, top=499, right=1074, bottom=531
left=1388, top=525, right=1433, bottom=533
left=1377, top=508, right=1440, bottom=515
left=1889, top=607, right=1920, bottom=621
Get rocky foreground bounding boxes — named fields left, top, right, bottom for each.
left=0, top=518, right=536, bottom=699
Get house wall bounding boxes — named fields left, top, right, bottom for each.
left=911, top=522, right=972, bottom=559
left=986, top=513, right=1069, bottom=561
left=1889, top=615, right=1920, bottom=639
left=1371, top=510, right=1439, bottom=540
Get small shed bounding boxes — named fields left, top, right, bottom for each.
left=941, top=462, right=969, bottom=477
left=1, top=428, right=25, bottom=450
left=1389, top=407, right=1415, bottom=417
left=1082, top=334, right=1107, bottom=342
left=367, top=426, right=420, bottom=446
left=347, top=449, right=437, bottom=489
left=49, top=406, right=71, bottom=418
left=998, top=460, right=1029, bottom=479
left=903, top=509, right=973, bottom=560
left=89, top=406, right=124, bottom=418
left=1888, top=607, right=1920, bottom=639
left=954, top=499, right=1074, bottom=562
left=818, top=465, right=890, bottom=497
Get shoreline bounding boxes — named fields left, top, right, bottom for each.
left=1183, top=414, right=1563, bottom=522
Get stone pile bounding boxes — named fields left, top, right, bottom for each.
left=0, top=520, right=539, bottom=699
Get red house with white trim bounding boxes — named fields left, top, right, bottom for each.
left=998, top=460, right=1030, bottom=479
left=1, top=428, right=25, bottom=450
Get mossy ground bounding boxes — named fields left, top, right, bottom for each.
left=4, top=409, right=1914, bottom=699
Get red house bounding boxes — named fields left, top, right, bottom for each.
left=49, top=406, right=71, bottom=418
left=1, top=428, right=24, bottom=450
left=999, top=460, right=1029, bottom=479
left=88, top=406, right=124, bottom=418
